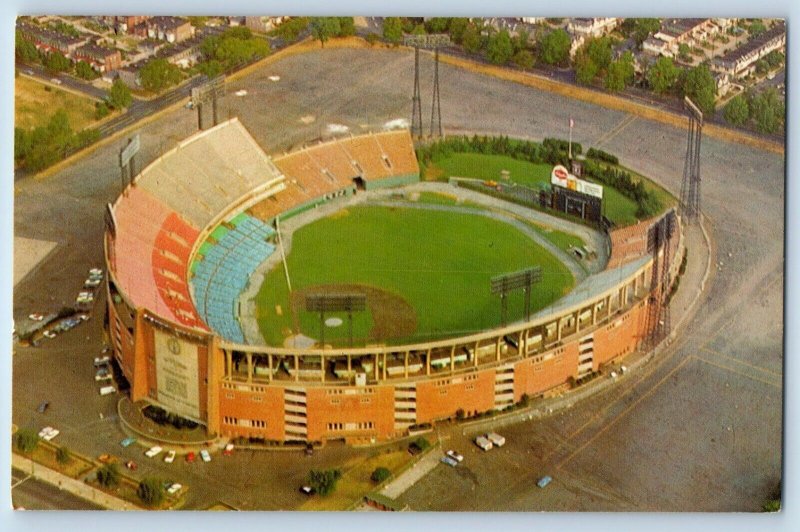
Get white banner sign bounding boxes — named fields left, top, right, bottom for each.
left=551, top=165, right=603, bottom=199
left=155, top=330, right=200, bottom=420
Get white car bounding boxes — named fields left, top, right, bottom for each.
left=164, top=450, right=176, bottom=463
left=446, top=450, right=464, bottom=463
left=43, top=330, right=57, bottom=339
left=50, top=78, right=62, bottom=85
left=38, top=427, right=59, bottom=441
left=84, top=278, right=101, bottom=288
left=235, top=89, right=248, bottom=96
left=166, top=482, right=182, bottom=495
left=89, top=268, right=103, bottom=276
left=145, top=446, right=163, bottom=458
left=28, top=313, right=44, bottom=321
left=199, top=449, right=211, bottom=462
left=94, top=356, right=110, bottom=366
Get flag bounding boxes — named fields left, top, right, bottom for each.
left=569, top=117, right=574, bottom=128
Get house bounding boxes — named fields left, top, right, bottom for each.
left=244, top=16, right=288, bottom=34
left=710, top=21, right=786, bottom=78
left=567, top=18, right=620, bottom=38
left=73, top=43, right=122, bottom=72
left=643, top=18, right=719, bottom=58
left=133, top=16, right=194, bottom=43
left=18, top=22, right=90, bottom=56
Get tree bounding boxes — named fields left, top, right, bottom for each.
left=461, top=23, right=482, bottom=54
left=56, top=446, right=71, bottom=464
left=382, top=17, right=404, bottom=45
left=512, top=49, right=535, bottom=70
left=678, top=43, right=691, bottom=62
left=139, top=59, right=182, bottom=93
left=16, top=31, right=40, bottom=63
left=447, top=18, right=469, bottom=44
left=575, top=52, right=599, bottom=85
left=749, top=88, right=784, bottom=134
left=647, top=56, right=680, bottom=94
left=95, top=101, right=110, bottom=119
left=513, top=29, right=530, bottom=53
left=15, top=429, right=39, bottom=454
left=310, top=17, right=341, bottom=47
left=371, top=467, right=392, bottom=483
left=187, top=16, right=208, bottom=28
left=137, top=477, right=166, bottom=507
left=425, top=17, right=450, bottom=33
left=631, top=18, right=660, bottom=46
left=97, top=463, right=120, bottom=487
left=337, top=17, right=356, bottom=37
left=682, top=63, right=717, bottom=115
left=748, top=20, right=766, bottom=38
left=44, top=51, right=71, bottom=74
left=107, top=78, right=132, bottom=109
left=584, top=37, right=612, bottom=72
left=413, top=436, right=431, bottom=450
left=75, top=61, right=97, bottom=80
left=272, top=17, right=308, bottom=41
left=605, top=52, right=635, bottom=92
left=722, top=94, right=750, bottom=126
left=487, top=30, right=514, bottom=65
left=307, top=469, right=342, bottom=496
left=537, top=29, right=570, bottom=66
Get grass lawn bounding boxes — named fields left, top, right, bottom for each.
left=522, top=220, right=586, bottom=255
left=425, top=153, right=672, bottom=227
left=15, top=76, right=100, bottom=131
left=255, top=205, right=574, bottom=347
left=298, top=449, right=413, bottom=511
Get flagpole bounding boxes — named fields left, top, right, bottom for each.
left=568, top=117, right=573, bottom=160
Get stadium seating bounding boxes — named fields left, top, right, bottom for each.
left=191, top=214, right=277, bottom=343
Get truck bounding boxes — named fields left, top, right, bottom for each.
left=486, top=432, right=506, bottom=447
left=475, top=435, right=493, bottom=451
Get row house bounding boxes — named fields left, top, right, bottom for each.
left=710, top=21, right=786, bottom=79
left=73, top=43, right=122, bottom=73
left=643, top=18, right=719, bottom=58
left=567, top=18, right=620, bottom=39
left=132, top=16, right=195, bottom=44
left=18, top=22, right=90, bottom=56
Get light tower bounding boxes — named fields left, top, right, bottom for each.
left=680, top=96, right=703, bottom=222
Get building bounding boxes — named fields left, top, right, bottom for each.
left=110, top=16, right=152, bottom=34
left=105, top=119, right=683, bottom=445
left=133, top=16, right=195, bottom=43
left=567, top=18, right=619, bottom=38
left=244, top=16, right=288, bottom=34
left=73, top=43, right=122, bottom=72
left=710, top=21, right=786, bottom=78
left=17, top=22, right=90, bottom=56
left=643, top=18, right=719, bottom=58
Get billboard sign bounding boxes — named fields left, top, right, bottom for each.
left=154, top=330, right=200, bottom=421
left=119, top=134, right=140, bottom=168
left=551, top=165, right=603, bottom=199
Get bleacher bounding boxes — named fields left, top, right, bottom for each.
left=191, top=213, right=277, bottom=343
left=135, top=118, right=284, bottom=229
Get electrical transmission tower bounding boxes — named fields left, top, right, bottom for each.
left=644, top=210, right=676, bottom=350
left=680, top=97, right=703, bottom=222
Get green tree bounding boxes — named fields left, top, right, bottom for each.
left=15, top=127, right=33, bottom=163
left=97, top=463, right=120, bottom=487
left=447, top=18, right=469, bottom=44
left=425, top=17, right=450, bottom=33
left=337, top=17, right=356, bottom=37
left=75, top=61, right=97, bottom=80
left=307, top=469, right=342, bottom=496
left=513, top=29, right=530, bottom=53
left=411, top=24, right=426, bottom=36
left=585, top=37, right=612, bottom=72
left=310, top=17, right=341, bottom=47
left=631, top=18, right=660, bottom=46
left=370, top=467, right=392, bottom=483
left=107, top=78, right=132, bottom=109
left=16, top=31, right=40, bottom=63
left=382, top=17, right=404, bottom=45
left=537, top=28, right=570, bottom=66
left=44, top=51, right=71, bottom=74
left=749, top=88, right=784, bottom=134
left=512, top=49, right=535, bottom=70
left=461, top=23, right=482, bottom=54
left=723, top=94, right=750, bottom=126
left=15, top=429, right=39, bottom=454
left=682, top=63, right=717, bottom=115
left=198, top=59, right=224, bottom=78
left=414, top=436, right=431, bottom=450
left=187, top=16, right=208, bottom=28
left=647, top=56, right=680, bottom=94
left=575, top=53, right=599, bottom=85
left=487, top=30, right=514, bottom=65
left=139, top=58, right=182, bottom=93
left=605, top=52, right=635, bottom=92
left=678, top=43, right=691, bottom=62
left=137, top=477, right=165, bottom=507
left=95, top=101, right=110, bottom=119
left=56, top=446, right=71, bottom=464
left=748, top=20, right=766, bottom=38
left=272, top=17, right=308, bottom=41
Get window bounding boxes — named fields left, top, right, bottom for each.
left=330, top=398, right=340, bottom=405
left=360, top=397, right=371, bottom=404
left=225, top=392, right=234, bottom=399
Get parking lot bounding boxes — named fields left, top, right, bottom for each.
left=12, top=45, right=784, bottom=511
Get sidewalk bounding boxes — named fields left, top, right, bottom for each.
left=11, top=453, right=140, bottom=511
left=379, top=446, right=442, bottom=500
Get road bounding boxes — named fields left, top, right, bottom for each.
left=12, top=46, right=784, bottom=512
left=11, top=468, right=103, bottom=510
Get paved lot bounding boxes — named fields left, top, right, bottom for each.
left=11, top=467, right=103, bottom=510
left=12, top=47, right=784, bottom=511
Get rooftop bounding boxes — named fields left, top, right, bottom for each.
left=715, top=21, right=786, bottom=66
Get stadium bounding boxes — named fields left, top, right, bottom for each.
left=104, top=117, right=683, bottom=445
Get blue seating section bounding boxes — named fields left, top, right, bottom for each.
left=193, top=214, right=276, bottom=343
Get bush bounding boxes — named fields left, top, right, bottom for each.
left=56, top=446, right=71, bottom=464
left=15, top=429, right=39, bottom=454
left=455, top=408, right=465, bottom=420
left=307, top=469, right=342, bottom=496
left=97, top=463, right=120, bottom=487
left=95, top=102, right=110, bottom=120
left=413, top=436, right=431, bottom=451
left=142, top=405, right=199, bottom=430
left=371, top=467, right=392, bottom=483
left=586, top=147, right=619, bottom=165
left=518, top=393, right=530, bottom=407
left=137, top=477, right=165, bottom=507
left=365, top=33, right=380, bottom=45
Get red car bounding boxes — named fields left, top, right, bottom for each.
left=125, top=460, right=137, bottom=471
left=185, top=451, right=196, bottom=463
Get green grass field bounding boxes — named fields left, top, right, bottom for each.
left=255, top=205, right=574, bottom=347
left=425, top=153, right=653, bottom=227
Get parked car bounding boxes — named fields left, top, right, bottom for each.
left=223, top=443, right=234, bottom=456
left=50, top=77, right=62, bottom=85
left=120, top=436, right=136, bottom=448
left=167, top=482, right=182, bottom=495
left=200, top=449, right=211, bottom=462
left=475, top=436, right=493, bottom=451
left=125, top=460, right=138, bottom=471
left=38, top=427, right=59, bottom=441
left=300, top=485, right=315, bottom=495
left=28, top=313, right=44, bottom=321
left=94, top=356, right=110, bottom=367
left=84, top=278, right=101, bottom=288
left=445, top=450, right=464, bottom=463
left=537, top=475, right=553, bottom=488
left=486, top=432, right=506, bottom=447
left=185, top=451, right=196, bottom=463
left=43, top=330, right=56, bottom=339
left=440, top=455, right=459, bottom=467
left=99, top=385, right=116, bottom=396
left=89, top=268, right=103, bottom=277
left=95, top=370, right=112, bottom=382
left=36, top=401, right=49, bottom=414
left=144, top=446, right=163, bottom=458
left=164, top=450, right=176, bottom=463
left=98, top=454, right=116, bottom=464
